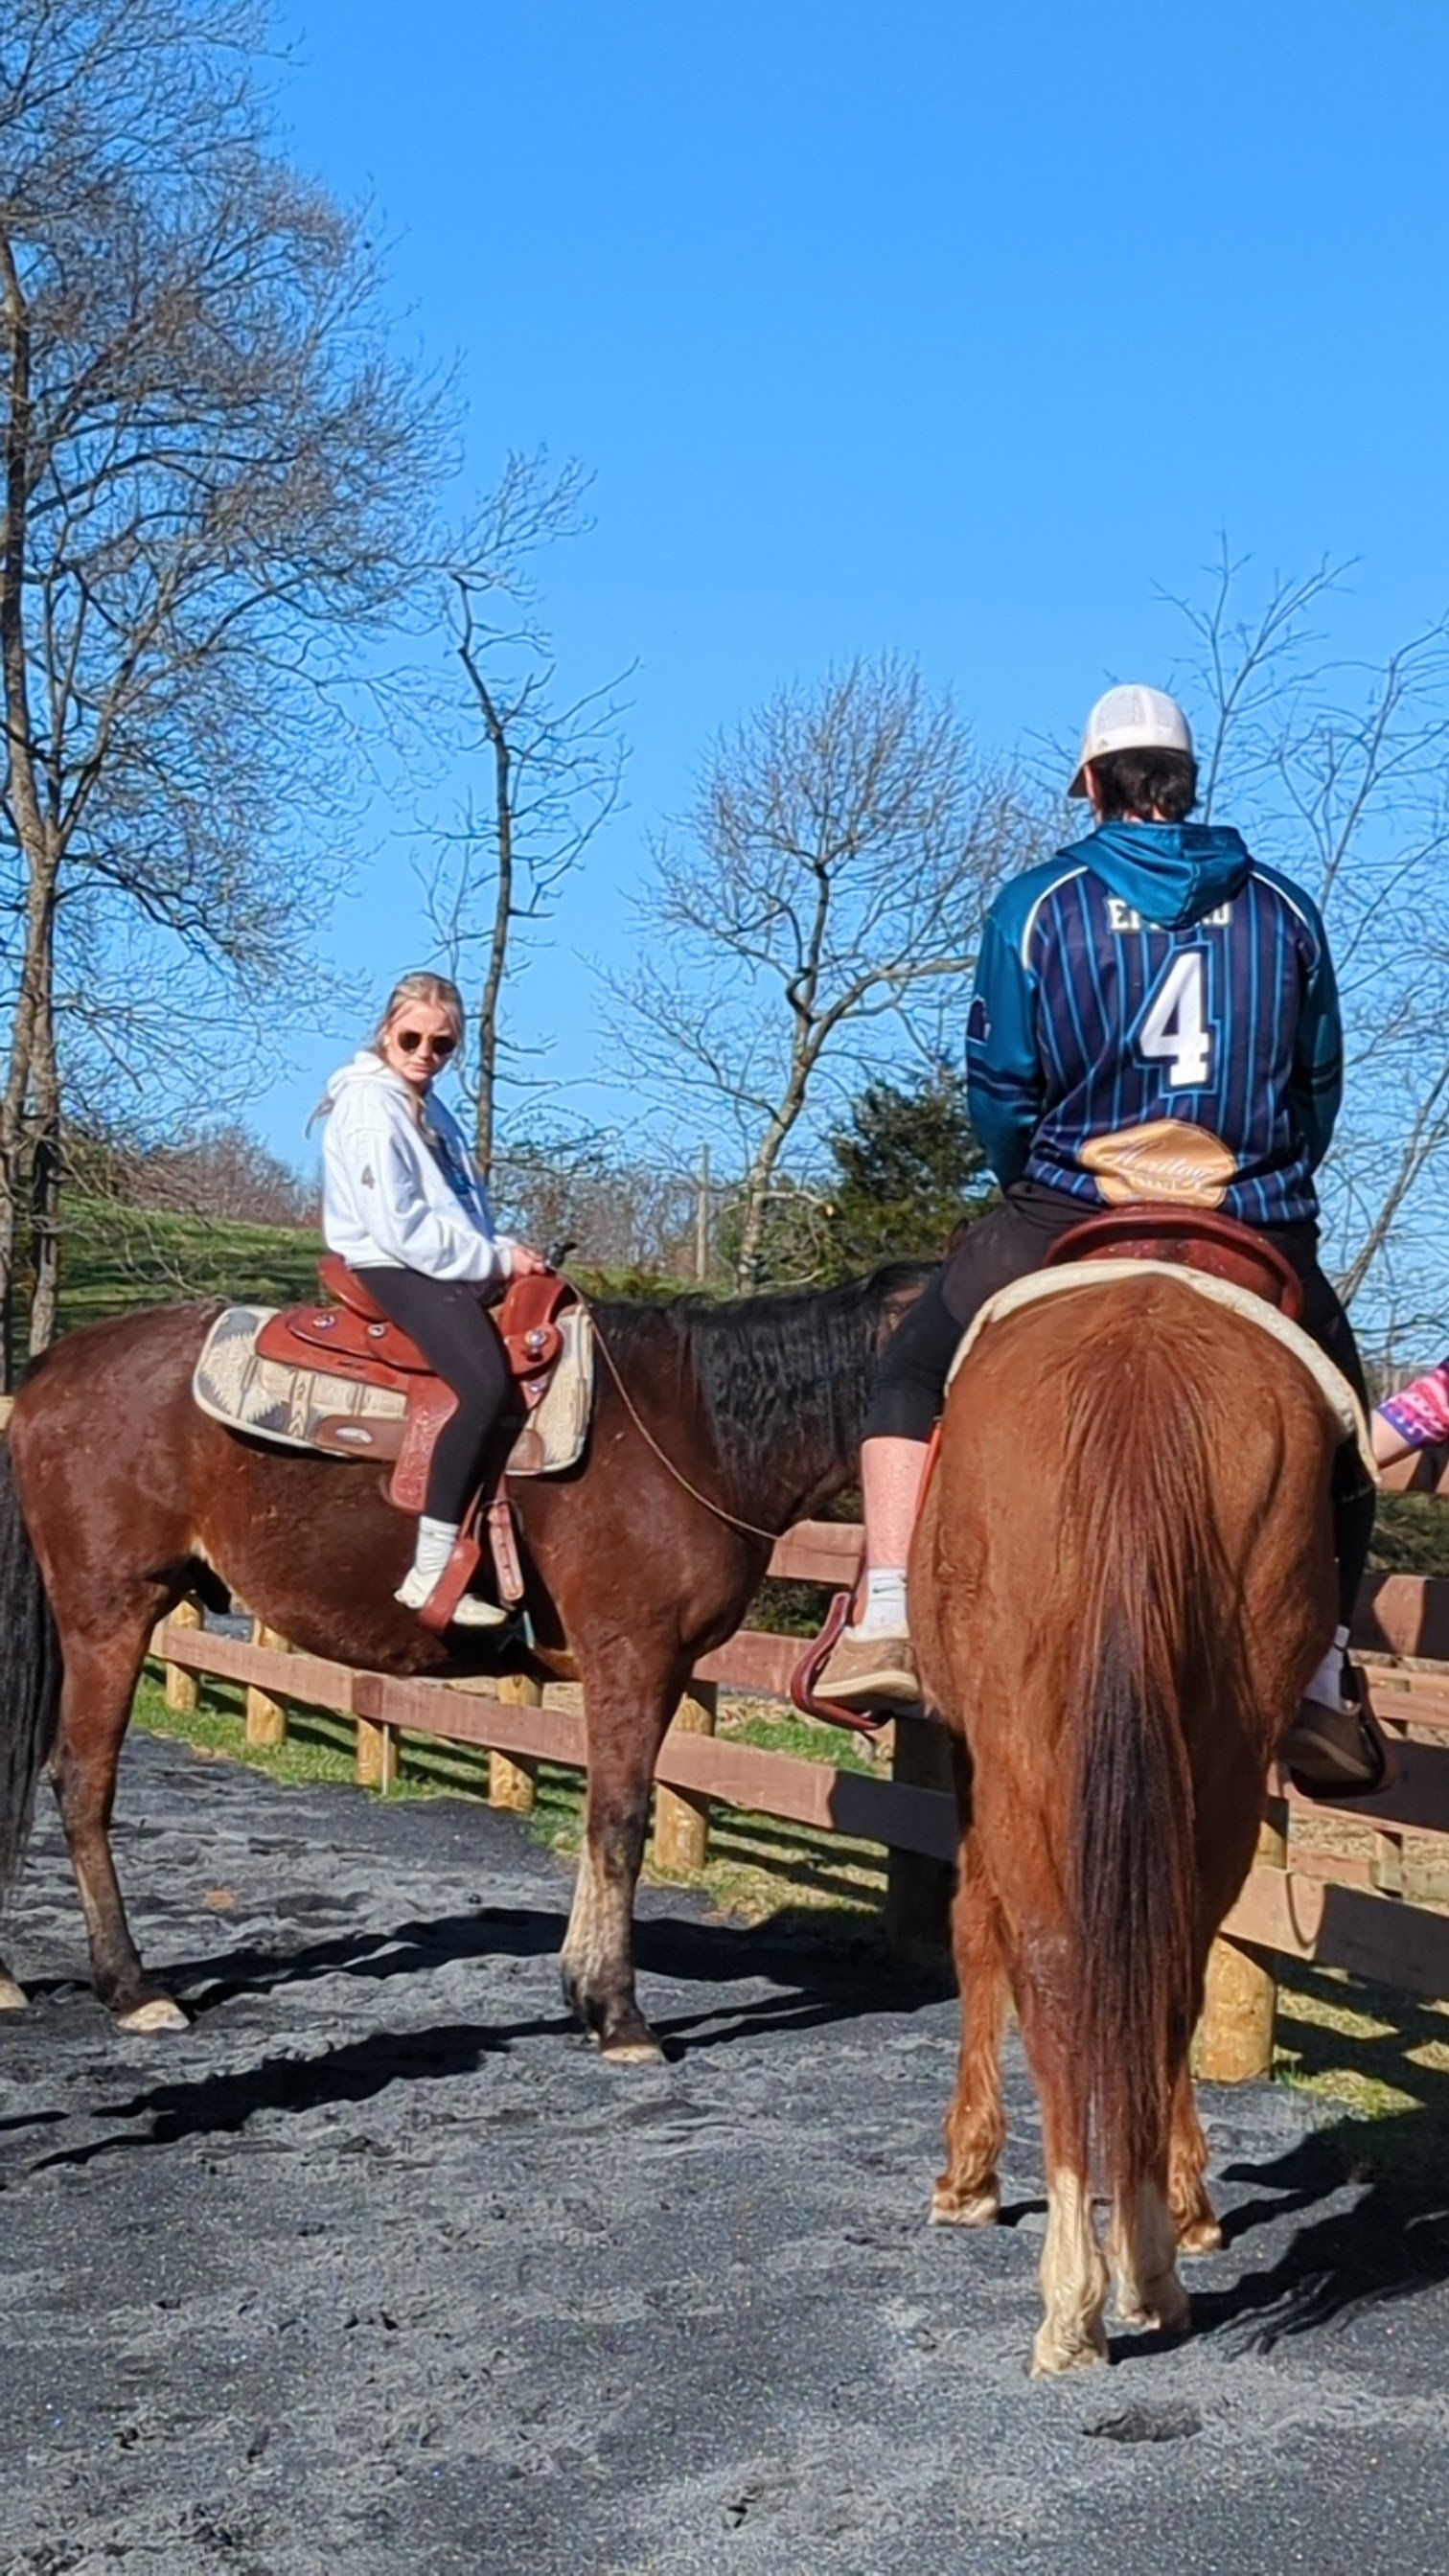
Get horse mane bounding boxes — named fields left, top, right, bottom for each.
left=594, top=1263, right=931, bottom=1501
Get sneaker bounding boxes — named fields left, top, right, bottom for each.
left=1282, top=1668, right=1390, bottom=1799
left=815, top=1627, right=923, bottom=1713
left=394, top=1567, right=509, bottom=1628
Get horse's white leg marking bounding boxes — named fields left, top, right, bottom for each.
left=1031, top=2170, right=1109, bottom=2377
left=561, top=1849, right=663, bottom=2065
left=1112, top=2176, right=1191, bottom=2333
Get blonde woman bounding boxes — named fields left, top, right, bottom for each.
left=318, top=974, right=548, bottom=1625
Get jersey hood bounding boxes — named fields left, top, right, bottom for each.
left=1062, top=821, right=1253, bottom=932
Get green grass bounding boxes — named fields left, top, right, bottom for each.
left=58, top=1196, right=325, bottom=1334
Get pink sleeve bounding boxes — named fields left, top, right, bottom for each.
left=1378, top=1361, right=1449, bottom=1451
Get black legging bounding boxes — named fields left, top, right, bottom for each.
left=865, top=1182, right=1375, bottom=1626
left=354, top=1267, right=511, bottom=1524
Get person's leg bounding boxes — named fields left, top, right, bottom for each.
left=353, top=1269, right=513, bottom=1620
left=1270, top=1236, right=1387, bottom=1793
left=819, top=1187, right=1084, bottom=1705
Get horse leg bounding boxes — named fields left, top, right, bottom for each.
left=1017, top=1986, right=1109, bottom=2376
left=52, top=1623, right=188, bottom=2033
left=1167, top=2064, right=1223, bottom=2255
left=561, top=1644, right=685, bottom=2064
left=1110, top=2162, right=1191, bottom=2334
left=932, top=1836, right=1007, bottom=2226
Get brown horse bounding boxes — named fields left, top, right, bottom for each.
left=0, top=1265, right=923, bottom=2055
left=911, top=1273, right=1344, bottom=2374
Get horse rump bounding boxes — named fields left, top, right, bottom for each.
left=0, top=1436, right=63, bottom=1898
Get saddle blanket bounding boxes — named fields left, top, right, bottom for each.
left=192, top=1300, right=594, bottom=1479
left=945, top=1257, right=1377, bottom=1481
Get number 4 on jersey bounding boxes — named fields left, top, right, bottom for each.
left=1138, top=952, right=1212, bottom=1089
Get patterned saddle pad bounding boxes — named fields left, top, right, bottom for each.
left=193, top=1300, right=593, bottom=1479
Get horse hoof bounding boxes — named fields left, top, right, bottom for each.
left=931, top=2185, right=1000, bottom=2228
left=597, top=2032, right=665, bottom=2067
left=116, top=1994, right=190, bottom=2035
left=1116, top=2284, right=1192, bottom=2334
left=0, top=1975, right=29, bottom=2013
left=1030, top=2330, right=1108, bottom=2379
left=1176, top=2218, right=1224, bottom=2258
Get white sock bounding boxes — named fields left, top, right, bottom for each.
left=412, top=1515, right=459, bottom=1583
left=1303, top=1623, right=1351, bottom=1712
left=854, top=1566, right=908, bottom=1638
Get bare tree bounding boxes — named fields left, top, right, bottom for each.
left=418, top=451, right=629, bottom=1180
left=0, top=0, right=445, bottom=1372
left=1166, top=544, right=1449, bottom=1354
left=610, top=655, right=1048, bottom=1289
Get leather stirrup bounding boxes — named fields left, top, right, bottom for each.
left=789, top=1593, right=891, bottom=1736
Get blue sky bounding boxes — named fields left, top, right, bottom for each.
left=262, top=0, right=1449, bottom=1171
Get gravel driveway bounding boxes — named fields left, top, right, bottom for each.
left=1, top=1733, right=1446, bottom=2575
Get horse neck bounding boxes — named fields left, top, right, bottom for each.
left=661, top=1269, right=919, bottom=1536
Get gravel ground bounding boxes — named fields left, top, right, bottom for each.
left=2, top=1734, right=1448, bottom=2576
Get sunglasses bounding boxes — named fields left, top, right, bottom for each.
left=394, top=1027, right=456, bottom=1062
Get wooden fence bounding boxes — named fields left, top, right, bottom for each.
left=150, top=1445, right=1449, bottom=2074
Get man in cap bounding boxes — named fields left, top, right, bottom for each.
left=816, top=682, right=1384, bottom=1796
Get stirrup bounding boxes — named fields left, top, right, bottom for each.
left=789, top=1593, right=893, bottom=1736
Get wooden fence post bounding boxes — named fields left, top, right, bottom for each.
left=652, top=1682, right=719, bottom=1873
left=885, top=1712, right=956, bottom=1955
left=162, top=1598, right=202, bottom=1716
left=490, top=1673, right=542, bottom=1813
left=244, top=1622, right=291, bottom=1748
left=356, top=1709, right=399, bottom=1794
left=1196, top=1790, right=1288, bottom=2082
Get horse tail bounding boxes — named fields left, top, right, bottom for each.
left=0, top=1435, right=63, bottom=1900
left=1062, top=1341, right=1211, bottom=2200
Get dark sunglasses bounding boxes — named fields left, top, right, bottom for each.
left=395, top=1028, right=456, bottom=1061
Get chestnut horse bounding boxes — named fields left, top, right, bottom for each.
left=0, top=1265, right=923, bottom=2056
left=912, top=1273, right=1344, bottom=2375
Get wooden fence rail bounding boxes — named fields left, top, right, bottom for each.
left=150, top=1466, right=1449, bottom=2071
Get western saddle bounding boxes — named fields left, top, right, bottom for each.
left=257, top=1254, right=576, bottom=1634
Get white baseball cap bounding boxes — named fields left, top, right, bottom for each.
left=1069, top=683, right=1194, bottom=798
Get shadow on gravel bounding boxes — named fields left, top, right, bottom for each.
left=1195, top=2130, right=1449, bottom=2349
left=152, top=1902, right=948, bottom=2033
left=4, top=1907, right=949, bottom=2171
left=1197, top=1964, right=1449, bottom=2348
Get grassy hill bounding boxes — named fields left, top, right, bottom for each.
left=58, top=1195, right=324, bottom=1336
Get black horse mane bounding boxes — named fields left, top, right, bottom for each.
left=594, top=1262, right=932, bottom=1500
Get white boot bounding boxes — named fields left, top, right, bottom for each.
left=395, top=1516, right=508, bottom=1629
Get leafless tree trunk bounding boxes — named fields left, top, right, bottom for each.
left=609, top=655, right=1048, bottom=1289
left=421, top=465, right=628, bottom=1181
left=0, top=0, right=447, bottom=1372
left=1166, top=541, right=1449, bottom=1351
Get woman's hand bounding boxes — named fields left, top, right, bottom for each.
left=507, top=1241, right=551, bottom=1278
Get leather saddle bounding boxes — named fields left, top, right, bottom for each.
left=255, top=1257, right=576, bottom=1634
left=1044, top=1205, right=1304, bottom=1320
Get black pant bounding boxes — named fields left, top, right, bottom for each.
left=864, top=1182, right=1374, bottom=1625
left=354, top=1268, right=511, bottom=1524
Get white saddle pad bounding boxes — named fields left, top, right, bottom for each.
left=944, top=1258, right=1376, bottom=1481
left=192, top=1300, right=594, bottom=1479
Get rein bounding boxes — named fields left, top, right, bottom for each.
left=586, top=1304, right=786, bottom=1548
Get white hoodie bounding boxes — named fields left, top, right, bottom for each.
left=319, top=1050, right=514, bottom=1285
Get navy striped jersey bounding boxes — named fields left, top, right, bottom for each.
left=965, top=822, right=1344, bottom=1229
